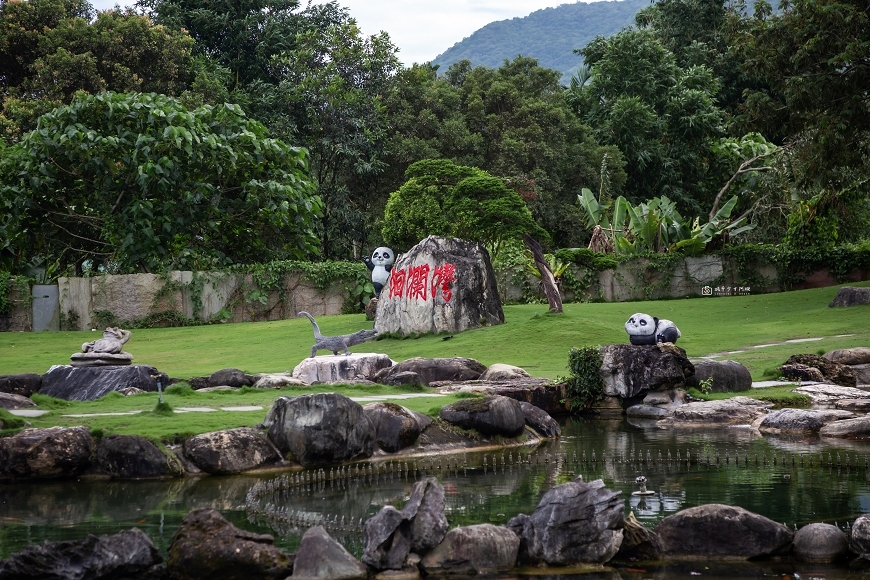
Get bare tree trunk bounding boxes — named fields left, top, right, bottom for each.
left=524, top=235, right=563, bottom=313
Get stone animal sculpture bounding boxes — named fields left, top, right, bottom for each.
left=624, top=313, right=681, bottom=345
left=82, top=327, right=131, bottom=354
left=363, top=246, right=395, bottom=297
left=298, top=311, right=378, bottom=357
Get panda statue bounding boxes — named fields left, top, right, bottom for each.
left=624, top=313, right=681, bottom=345
left=363, top=246, right=395, bottom=297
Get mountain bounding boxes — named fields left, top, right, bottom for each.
left=431, top=0, right=649, bottom=85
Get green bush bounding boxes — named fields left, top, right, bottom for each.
left=565, top=346, right=605, bottom=410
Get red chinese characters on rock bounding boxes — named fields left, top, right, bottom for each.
left=388, top=262, right=456, bottom=302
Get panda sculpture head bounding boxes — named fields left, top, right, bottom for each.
left=370, top=247, right=395, bottom=269
left=625, top=313, right=658, bottom=345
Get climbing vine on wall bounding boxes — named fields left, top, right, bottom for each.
left=565, top=346, right=606, bottom=411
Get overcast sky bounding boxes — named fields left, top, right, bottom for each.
left=88, top=0, right=591, bottom=66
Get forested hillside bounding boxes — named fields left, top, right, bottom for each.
left=432, top=0, right=649, bottom=84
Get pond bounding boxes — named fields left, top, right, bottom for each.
left=3, top=415, right=870, bottom=577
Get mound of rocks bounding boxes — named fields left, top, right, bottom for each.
left=781, top=354, right=856, bottom=388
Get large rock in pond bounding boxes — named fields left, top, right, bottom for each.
left=167, top=508, right=293, bottom=580
left=293, top=526, right=367, bottom=580
left=685, top=360, right=751, bottom=392
left=792, top=523, right=849, bottom=563
left=363, top=402, right=432, bottom=453
left=509, top=478, right=624, bottom=565
left=0, top=426, right=94, bottom=479
left=825, top=347, right=870, bottom=365
left=293, top=353, right=394, bottom=384
left=420, top=524, right=520, bottom=575
left=39, top=364, right=167, bottom=401
left=758, top=408, right=854, bottom=435
left=96, top=435, right=180, bottom=478
left=655, top=504, right=793, bottom=559
left=782, top=354, right=856, bottom=388
left=0, top=373, right=42, bottom=397
left=373, top=357, right=486, bottom=386
left=374, top=236, right=504, bottom=336
left=183, top=428, right=282, bottom=474
left=518, top=401, right=560, bottom=437
left=819, top=416, right=870, bottom=439
left=851, top=514, right=870, bottom=558
left=364, top=478, right=448, bottom=570
left=829, top=286, right=870, bottom=307
left=439, top=395, right=525, bottom=437
left=657, top=397, right=772, bottom=428
left=599, top=344, right=694, bottom=399
left=0, top=528, right=161, bottom=580
left=264, top=393, right=374, bottom=467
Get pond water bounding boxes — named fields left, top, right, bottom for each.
left=4, top=415, right=870, bottom=578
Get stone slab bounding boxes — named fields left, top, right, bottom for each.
left=40, top=365, right=163, bottom=401
left=70, top=352, right=134, bottom=367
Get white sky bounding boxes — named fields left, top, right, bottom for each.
left=89, top=0, right=590, bottom=66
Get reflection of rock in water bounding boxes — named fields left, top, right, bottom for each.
left=629, top=492, right=685, bottom=520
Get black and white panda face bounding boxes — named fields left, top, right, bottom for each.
left=625, top=313, right=656, bottom=337
left=370, top=247, right=395, bottom=268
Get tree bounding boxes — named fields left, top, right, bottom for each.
left=0, top=92, right=321, bottom=274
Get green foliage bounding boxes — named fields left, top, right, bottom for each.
left=554, top=248, right=618, bottom=271
left=165, top=384, right=195, bottom=397
left=0, top=408, right=26, bottom=430
left=698, top=377, right=714, bottom=395
left=151, top=401, right=175, bottom=415
left=564, top=346, right=606, bottom=410
left=0, top=273, right=28, bottom=314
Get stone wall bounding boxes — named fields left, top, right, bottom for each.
left=55, top=271, right=349, bottom=331
left=0, top=287, right=32, bottom=332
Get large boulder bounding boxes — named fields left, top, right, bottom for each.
left=0, top=392, right=37, bottom=409
left=825, top=347, right=870, bottom=365
left=599, top=344, right=694, bottom=399
left=264, top=393, right=374, bottom=467
left=828, top=286, right=870, bottom=307
left=183, top=428, right=282, bottom=474
left=0, top=528, right=161, bottom=580
left=252, top=373, right=307, bottom=388
left=657, top=397, right=772, bottom=428
left=627, top=389, right=688, bottom=419
left=167, top=508, right=293, bottom=580
left=758, top=408, right=854, bottom=435
left=292, top=526, right=367, bottom=580
left=374, top=236, right=504, bottom=336
left=792, top=523, right=849, bottom=562
left=209, top=368, right=256, bottom=388
left=518, top=401, right=561, bottom=437
left=0, top=373, right=42, bottom=397
left=819, top=416, right=870, bottom=439
left=685, top=360, right=752, bottom=392
left=793, top=384, right=870, bottom=403
left=96, top=435, right=180, bottom=478
left=292, top=353, right=394, bottom=384
left=39, top=365, right=167, bottom=401
left=851, top=514, right=870, bottom=557
left=782, top=354, right=856, bottom=388
left=480, top=364, right=531, bottom=381
left=363, top=478, right=448, bottom=570
left=420, top=524, right=520, bottom=575
left=654, top=504, right=793, bottom=559
left=373, top=357, right=486, bottom=386
left=510, top=478, right=624, bottom=565
left=0, top=426, right=94, bottom=479
left=780, top=364, right=825, bottom=383
left=363, top=402, right=432, bottom=453
left=835, top=398, right=870, bottom=412
left=439, top=395, right=525, bottom=437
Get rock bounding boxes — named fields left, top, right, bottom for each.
left=420, top=524, right=520, bottom=574
left=439, top=395, right=525, bottom=437
left=657, top=397, right=773, bottom=428
left=655, top=504, right=793, bottom=559
left=374, top=236, right=504, bottom=336
left=69, top=351, right=134, bottom=367
left=853, top=364, right=870, bottom=385
left=365, top=297, right=379, bottom=321
left=0, top=392, right=37, bottom=409
left=480, top=364, right=531, bottom=381
left=188, top=376, right=210, bottom=390
left=209, top=368, right=256, bottom=388
left=586, top=395, right=625, bottom=417
left=792, top=523, right=849, bottom=562
left=829, top=286, right=870, bottom=307
left=252, top=373, right=307, bottom=388
left=793, top=384, right=870, bottom=403
left=363, top=402, right=431, bottom=453
left=0, top=426, right=94, bottom=479
left=292, top=353, right=394, bottom=384
left=758, top=408, right=855, bottom=434
left=685, top=360, right=752, bottom=392
left=364, top=478, right=448, bottom=570
left=292, top=526, right=367, bottom=580
left=782, top=354, right=857, bottom=388
left=183, top=428, right=282, bottom=474
left=825, top=347, right=870, bottom=365
left=167, top=508, right=293, bottom=580
left=0, top=528, right=161, bottom=580
left=194, top=386, right=237, bottom=392
left=626, top=405, right=674, bottom=419
left=511, top=478, right=624, bottom=565
left=781, top=364, right=825, bottom=383
left=819, top=416, right=870, bottom=439
left=599, top=344, right=694, bottom=399
left=518, top=401, right=560, bottom=437
left=382, top=371, right=422, bottom=387
left=264, top=393, right=375, bottom=467
left=118, top=387, right=145, bottom=396
left=0, top=373, right=42, bottom=397
left=96, top=435, right=180, bottom=478
left=617, top=511, right=662, bottom=561
left=628, top=389, right=688, bottom=418
left=373, top=357, right=486, bottom=386
left=39, top=364, right=167, bottom=401
left=472, top=381, right=568, bottom=416
left=834, top=398, right=870, bottom=412
left=851, top=514, right=870, bottom=557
